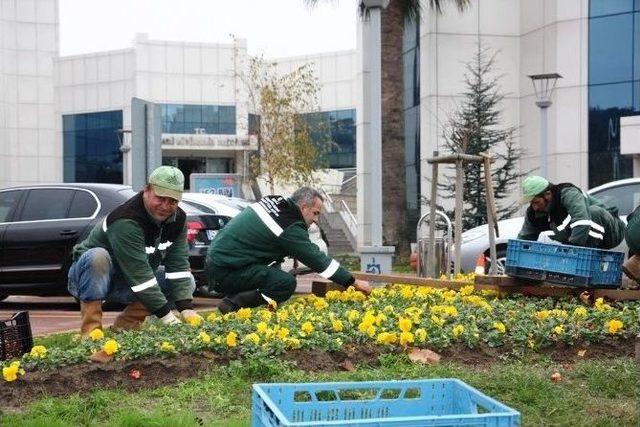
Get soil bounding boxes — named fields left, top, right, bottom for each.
left=0, top=339, right=636, bottom=411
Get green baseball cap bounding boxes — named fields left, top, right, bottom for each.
left=520, top=175, right=549, bottom=204
left=148, top=166, right=184, bottom=201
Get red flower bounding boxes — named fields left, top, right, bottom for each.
left=128, top=369, right=141, bottom=379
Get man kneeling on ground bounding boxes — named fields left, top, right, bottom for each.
left=206, top=187, right=371, bottom=313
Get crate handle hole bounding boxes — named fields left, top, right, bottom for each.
left=294, top=391, right=313, bottom=402
left=402, top=387, right=422, bottom=399
left=380, top=388, right=401, bottom=399
left=315, top=390, right=338, bottom=401
left=337, top=388, right=379, bottom=401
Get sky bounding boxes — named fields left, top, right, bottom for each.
left=59, top=0, right=358, bottom=58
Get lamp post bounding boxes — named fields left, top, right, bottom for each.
left=528, top=73, right=562, bottom=177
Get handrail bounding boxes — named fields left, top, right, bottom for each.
left=318, top=186, right=335, bottom=213
left=339, top=199, right=357, bottom=238
left=342, top=174, right=357, bottom=187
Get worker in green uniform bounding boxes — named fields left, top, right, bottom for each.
left=518, top=175, right=625, bottom=249
left=206, top=187, right=371, bottom=313
left=622, top=204, right=640, bottom=286
left=68, top=166, right=201, bottom=336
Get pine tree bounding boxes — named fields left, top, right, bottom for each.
left=439, top=48, right=523, bottom=230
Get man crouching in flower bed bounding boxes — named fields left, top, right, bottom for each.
left=67, top=166, right=202, bottom=338
left=206, top=187, right=371, bottom=313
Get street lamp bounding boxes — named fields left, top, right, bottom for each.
left=528, top=73, right=562, bottom=177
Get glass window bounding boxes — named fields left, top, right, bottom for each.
left=20, top=189, right=75, bottom=221
left=589, top=82, right=633, bottom=110
left=67, top=190, right=98, bottom=218
left=63, top=110, right=122, bottom=184
left=590, top=0, right=633, bottom=17
left=0, top=190, right=22, bottom=223
left=589, top=14, right=633, bottom=84
left=591, top=182, right=640, bottom=215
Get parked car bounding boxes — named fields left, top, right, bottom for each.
left=0, top=184, right=230, bottom=300
left=458, top=178, right=640, bottom=273
left=181, top=192, right=251, bottom=218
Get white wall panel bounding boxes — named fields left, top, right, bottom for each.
left=17, top=75, right=38, bottom=102
left=17, top=50, right=37, bottom=75
left=16, top=23, right=37, bottom=49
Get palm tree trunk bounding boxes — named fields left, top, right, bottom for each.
left=381, top=0, right=408, bottom=255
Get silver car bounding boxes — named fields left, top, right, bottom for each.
left=458, top=178, right=640, bottom=273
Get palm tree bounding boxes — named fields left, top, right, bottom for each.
left=306, top=0, right=469, bottom=256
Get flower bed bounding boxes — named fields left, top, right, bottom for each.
left=3, top=284, right=639, bottom=382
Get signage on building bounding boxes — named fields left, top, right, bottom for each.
left=190, top=173, right=243, bottom=197
left=161, top=134, right=258, bottom=150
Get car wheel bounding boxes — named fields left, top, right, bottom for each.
left=485, top=248, right=507, bottom=275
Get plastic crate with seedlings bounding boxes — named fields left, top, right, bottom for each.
left=0, top=311, right=34, bottom=361
left=505, top=239, right=624, bottom=288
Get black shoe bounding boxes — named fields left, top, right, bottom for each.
left=218, top=297, right=239, bottom=314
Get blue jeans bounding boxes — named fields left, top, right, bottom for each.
left=67, top=247, right=195, bottom=303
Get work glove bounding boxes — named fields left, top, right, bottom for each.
left=180, top=309, right=204, bottom=326
left=160, top=311, right=181, bottom=325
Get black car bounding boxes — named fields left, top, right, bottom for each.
left=0, top=183, right=229, bottom=300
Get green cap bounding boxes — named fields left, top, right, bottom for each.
left=148, top=166, right=184, bottom=201
left=521, top=175, right=549, bottom=204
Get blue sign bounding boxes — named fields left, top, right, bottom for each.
left=190, top=173, right=243, bottom=197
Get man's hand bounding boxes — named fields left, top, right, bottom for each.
left=180, top=309, right=204, bottom=326
left=160, top=311, right=181, bottom=325
left=354, top=279, right=372, bottom=295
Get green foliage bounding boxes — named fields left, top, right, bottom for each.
left=438, top=48, right=525, bottom=230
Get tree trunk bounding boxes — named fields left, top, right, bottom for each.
left=381, top=1, right=408, bottom=256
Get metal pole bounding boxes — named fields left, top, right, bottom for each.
left=428, top=151, right=439, bottom=277
left=369, top=7, right=383, bottom=247
left=537, top=100, right=551, bottom=177
left=454, top=160, right=464, bottom=274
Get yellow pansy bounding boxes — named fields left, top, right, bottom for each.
left=606, top=319, right=623, bottom=334
left=88, top=328, right=104, bottom=341
left=347, top=310, right=361, bottom=322
left=277, top=327, right=290, bottom=339
left=452, top=324, right=465, bottom=338
left=198, top=331, right=211, bottom=344
left=415, top=328, right=427, bottom=343
left=493, top=322, right=506, bottom=334
left=398, top=317, right=412, bottom=332
left=245, top=333, right=260, bottom=345
left=313, top=298, right=329, bottom=310
left=573, top=307, right=588, bottom=318
left=103, top=339, right=119, bottom=355
left=256, top=322, right=269, bottom=334
left=2, top=361, right=25, bottom=382
left=399, top=331, right=414, bottom=346
left=301, top=321, right=314, bottom=335
left=285, top=338, right=301, bottom=349
left=206, top=312, right=219, bottom=322
left=595, top=298, right=612, bottom=312
left=376, top=332, right=398, bottom=345
left=553, top=325, right=564, bottom=335
left=535, top=310, right=550, bottom=321
left=332, top=319, right=344, bottom=332
left=160, top=341, right=175, bottom=352
left=226, top=331, right=238, bottom=347
left=400, top=287, right=415, bottom=299
left=431, top=315, right=445, bottom=327
left=236, top=308, right=252, bottom=320
left=30, top=345, right=47, bottom=359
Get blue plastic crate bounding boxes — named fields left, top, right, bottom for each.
left=252, top=379, right=521, bottom=427
left=505, top=239, right=624, bottom=288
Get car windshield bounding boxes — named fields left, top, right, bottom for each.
left=591, top=182, right=640, bottom=216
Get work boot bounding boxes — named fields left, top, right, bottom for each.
left=80, top=300, right=103, bottom=336
left=111, top=302, right=150, bottom=332
left=622, top=254, right=640, bottom=284
left=218, top=290, right=267, bottom=314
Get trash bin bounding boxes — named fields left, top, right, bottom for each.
left=416, top=211, right=452, bottom=278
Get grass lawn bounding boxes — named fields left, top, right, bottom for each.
left=1, top=351, right=638, bottom=426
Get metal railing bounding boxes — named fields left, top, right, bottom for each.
left=318, top=187, right=335, bottom=213
left=339, top=199, right=358, bottom=238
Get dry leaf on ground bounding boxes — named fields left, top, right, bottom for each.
left=408, top=348, right=441, bottom=364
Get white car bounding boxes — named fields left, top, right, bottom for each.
left=458, top=178, right=640, bottom=273
left=181, top=192, right=250, bottom=218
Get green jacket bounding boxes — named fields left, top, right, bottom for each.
left=72, top=192, right=193, bottom=318
left=207, top=196, right=354, bottom=287
left=518, top=183, right=619, bottom=247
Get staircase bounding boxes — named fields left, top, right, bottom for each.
left=318, top=214, right=355, bottom=255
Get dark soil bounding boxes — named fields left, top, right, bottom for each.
left=0, top=339, right=636, bottom=411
